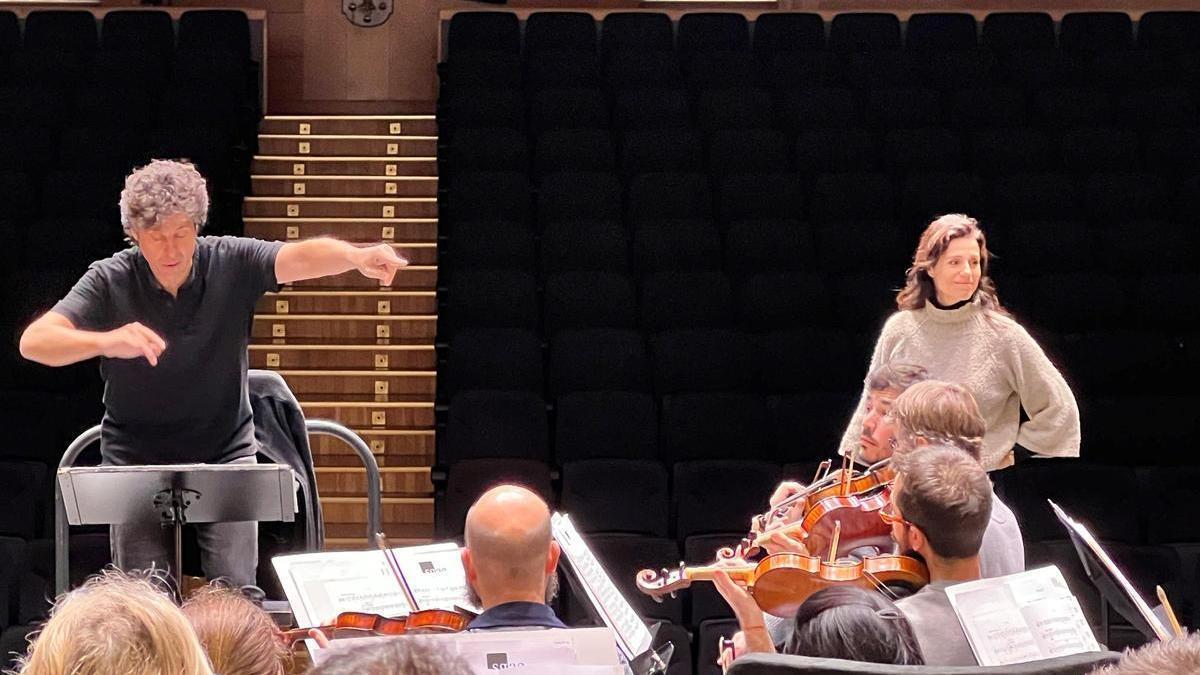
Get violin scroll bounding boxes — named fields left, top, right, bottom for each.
left=636, top=564, right=690, bottom=602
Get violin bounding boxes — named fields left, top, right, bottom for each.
left=282, top=608, right=471, bottom=645
left=752, top=457, right=894, bottom=534
left=636, top=551, right=928, bottom=618
left=734, top=486, right=895, bottom=561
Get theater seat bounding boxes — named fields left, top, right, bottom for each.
left=437, top=459, right=553, bottom=539
left=561, top=460, right=669, bottom=536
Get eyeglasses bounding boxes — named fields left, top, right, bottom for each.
left=879, top=501, right=911, bottom=528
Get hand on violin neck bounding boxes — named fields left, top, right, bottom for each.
left=711, top=570, right=766, bottom=632
left=307, top=628, right=332, bottom=649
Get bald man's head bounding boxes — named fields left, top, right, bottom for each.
left=461, top=485, right=560, bottom=608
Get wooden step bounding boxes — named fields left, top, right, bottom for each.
left=261, top=115, right=437, bottom=136
left=302, top=400, right=435, bottom=428
left=315, top=466, right=433, bottom=497
left=273, top=369, right=436, bottom=397
left=310, top=428, right=434, bottom=467
left=250, top=343, right=436, bottom=370
left=251, top=175, right=438, bottom=197
left=321, top=496, right=433, bottom=539
left=258, top=135, right=437, bottom=157
left=252, top=156, right=437, bottom=177
left=252, top=314, right=437, bottom=340
left=257, top=290, right=437, bottom=315
left=286, top=266, right=438, bottom=289
left=243, top=197, right=437, bottom=219
left=245, top=218, right=438, bottom=243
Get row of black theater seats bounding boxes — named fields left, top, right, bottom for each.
left=0, top=84, right=257, bottom=137
left=433, top=457, right=1200, bottom=632
left=445, top=126, right=1200, bottom=185
left=438, top=267, right=1200, bottom=335
left=443, top=171, right=1200, bottom=235
left=0, top=10, right=255, bottom=95
left=439, top=85, right=1200, bottom=138
left=442, top=49, right=1200, bottom=99
left=437, top=351, right=1200, bottom=464
left=0, top=140, right=247, bottom=212
left=443, top=11, right=1200, bottom=63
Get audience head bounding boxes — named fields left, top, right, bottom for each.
left=783, top=586, right=924, bottom=665
left=858, top=363, right=930, bottom=464
left=889, top=380, right=986, bottom=461
left=1090, top=633, right=1200, bottom=675
left=890, top=446, right=992, bottom=563
left=305, top=637, right=473, bottom=675
left=461, top=484, right=560, bottom=609
left=897, top=214, right=1003, bottom=313
left=16, top=568, right=213, bottom=675
left=182, top=584, right=290, bottom=675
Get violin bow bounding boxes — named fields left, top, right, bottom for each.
left=1156, top=585, right=1185, bottom=638
left=376, top=532, right=422, bottom=613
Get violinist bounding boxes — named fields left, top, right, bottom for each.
left=307, top=638, right=473, bottom=675
left=760, top=380, right=1024, bottom=579
left=886, top=445, right=992, bottom=666
left=889, top=381, right=1024, bottom=578
left=460, top=484, right=567, bottom=631
left=758, top=362, right=930, bottom=552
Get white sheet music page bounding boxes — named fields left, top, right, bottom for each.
left=944, top=565, right=1101, bottom=666
left=272, top=542, right=471, bottom=627
left=391, top=544, right=481, bottom=613
left=551, top=513, right=653, bottom=660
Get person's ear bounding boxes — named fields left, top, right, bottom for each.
left=913, top=436, right=930, bottom=448
left=546, top=540, right=561, bottom=574
left=908, top=525, right=929, bottom=557
left=461, top=548, right=477, bottom=584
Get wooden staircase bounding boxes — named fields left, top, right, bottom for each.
left=246, top=115, right=438, bottom=550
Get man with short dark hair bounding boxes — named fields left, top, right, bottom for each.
left=886, top=445, right=993, bottom=666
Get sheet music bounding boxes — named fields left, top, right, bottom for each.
left=1048, top=500, right=1172, bottom=641
left=551, top=513, right=653, bottom=660
left=272, top=542, right=473, bottom=628
left=945, top=566, right=1101, bottom=666
left=307, top=627, right=620, bottom=672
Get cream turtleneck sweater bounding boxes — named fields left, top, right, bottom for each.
left=838, top=299, right=1081, bottom=470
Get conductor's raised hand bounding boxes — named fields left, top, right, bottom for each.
left=101, top=322, right=166, bottom=366
left=354, top=244, right=408, bottom=285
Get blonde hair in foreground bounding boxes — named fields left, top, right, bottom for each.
left=1089, top=633, right=1200, bottom=675
left=15, top=568, right=213, bottom=675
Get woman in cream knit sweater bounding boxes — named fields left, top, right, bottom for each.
left=838, top=214, right=1080, bottom=471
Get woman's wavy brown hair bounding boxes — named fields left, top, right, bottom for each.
left=895, top=214, right=1005, bottom=314
left=182, top=584, right=290, bottom=675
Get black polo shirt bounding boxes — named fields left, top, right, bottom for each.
left=52, top=236, right=285, bottom=466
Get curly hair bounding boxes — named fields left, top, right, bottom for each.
left=15, top=568, right=213, bottom=675
left=1091, top=633, right=1200, bottom=675
left=119, top=159, right=210, bottom=235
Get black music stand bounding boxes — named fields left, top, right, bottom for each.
left=1049, top=500, right=1172, bottom=643
left=58, top=463, right=296, bottom=595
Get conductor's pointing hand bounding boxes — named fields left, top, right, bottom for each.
left=354, top=244, right=408, bottom=286
left=101, top=322, right=167, bottom=366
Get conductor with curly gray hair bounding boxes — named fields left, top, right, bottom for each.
left=19, top=159, right=408, bottom=587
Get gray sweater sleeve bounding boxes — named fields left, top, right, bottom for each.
left=1006, top=323, right=1081, bottom=458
